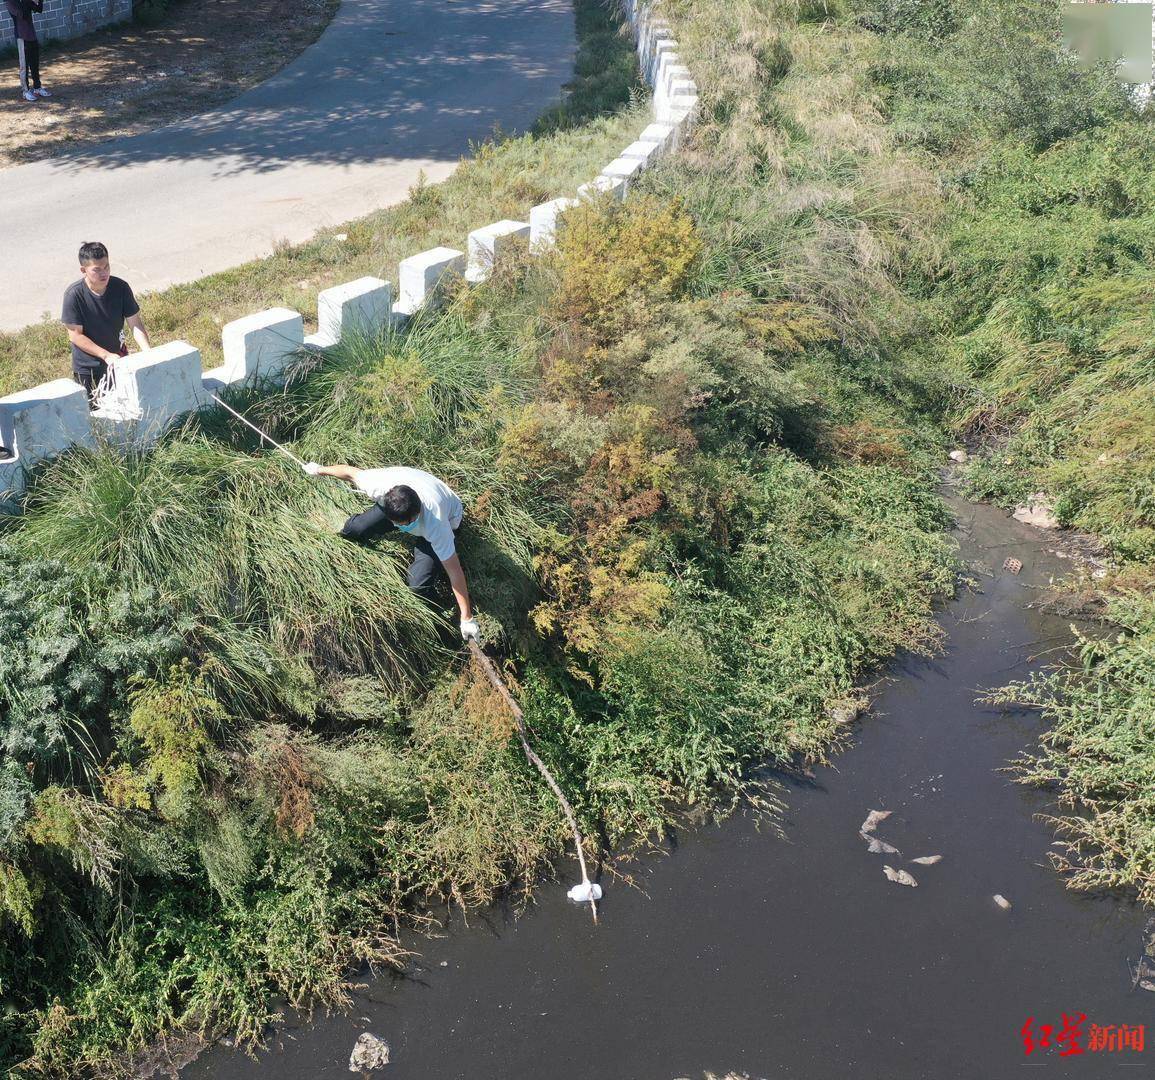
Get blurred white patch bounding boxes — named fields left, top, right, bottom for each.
left=1063, top=3, right=1153, bottom=84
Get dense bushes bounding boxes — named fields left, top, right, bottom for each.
left=0, top=2, right=983, bottom=1072
left=857, top=0, right=1131, bottom=154
left=845, top=0, right=1155, bottom=908
left=849, top=3, right=1155, bottom=559
left=0, top=181, right=958, bottom=1072
left=0, top=550, right=184, bottom=780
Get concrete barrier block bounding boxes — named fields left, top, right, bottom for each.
left=577, top=175, right=627, bottom=203
left=93, top=341, right=209, bottom=445
left=601, top=156, right=647, bottom=193
left=642, top=26, right=675, bottom=63
left=396, top=247, right=465, bottom=315
left=619, top=139, right=664, bottom=167
left=0, top=378, right=93, bottom=470
left=639, top=121, right=678, bottom=155
left=465, top=220, right=531, bottom=282
left=668, top=77, right=698, bottom=99
left=530, top=197, right=580, bottom=250
left=201, top=365, right=231, bottom=392
left=0, top=460, right=24, bottom=504
left=95, top=341, right=208, bottom=418
left=220, top=307, right=304, bottom=385
left=647, top=40, right=680, bottom=84
left=658, top=95, right=700, bottom=126
left=657, top=62, right=692, bottom=98
left=316, top=276, right=392, bottom=346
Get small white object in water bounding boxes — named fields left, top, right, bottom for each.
left=910, top=855, right=942, bottom=865
left=348, top=1032, right=390, bottom=1072
left=993, top=894, right=1012, bottom=910
left=860, top=809, right=892, bottom=835
left=860, top=831, right=900, bottom=855
left=567, top=882, right=602, bottom=903
left=883, top=865, right=918, bottom=887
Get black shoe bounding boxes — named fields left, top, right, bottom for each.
left=0, top=446, right=13, bottom=461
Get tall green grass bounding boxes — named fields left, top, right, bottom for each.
left=843, top=0, right=1155, bottom=906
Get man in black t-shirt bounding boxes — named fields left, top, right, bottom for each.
left=61, top=241, right=152, bottom=406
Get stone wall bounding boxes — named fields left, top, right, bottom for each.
left=0, top=0, right=698, bottom=504
left=1, top=0, right=132, bottom=49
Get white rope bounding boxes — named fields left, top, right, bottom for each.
left=209, top=394, right=307, bottom=468
left=91, top=366, right=117, bottom=412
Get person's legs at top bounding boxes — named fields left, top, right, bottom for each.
left=73, top=362, right=109, bottom=409
left=339, top=502, right=396, bottom=543
left=16, top=40, right=36, bottom=102
left=27, top=42, right=47, bottom=95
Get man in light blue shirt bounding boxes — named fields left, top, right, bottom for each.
left=305, top=462, right=478, bottom=641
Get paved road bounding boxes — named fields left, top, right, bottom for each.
left=0, top=0, right=575, bottom=333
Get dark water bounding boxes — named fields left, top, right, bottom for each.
left=185, top=493, right=1153, bottom=1080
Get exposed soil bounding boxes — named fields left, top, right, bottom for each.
left=0, top=0, right=338, bottom=168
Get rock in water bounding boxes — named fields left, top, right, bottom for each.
left=1012, top=494, right=1059, bottom=530
left=828, top=701, right=860, bottom=725
left=883, top=865, right=918, bottom=887
left=860, top=831, right=900, bottom=855
left=993, top=894, right=1012, bottom=910
left=910, top=855, right=942, bottom=865
left=349, top=1032, right=390, bottom=1072
left=860, top=809, right=892, bottom=834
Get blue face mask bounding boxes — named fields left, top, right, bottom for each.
left=395, top=517, right=420, bottom=534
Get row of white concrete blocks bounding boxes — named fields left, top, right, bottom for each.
left=0, top=0, right=697, bottom=504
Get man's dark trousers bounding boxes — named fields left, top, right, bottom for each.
left=340, top=503, right=443, bottom=602
left=73, top=360, right=109, bottom=407
left=18, top=39, right=40, bottom=90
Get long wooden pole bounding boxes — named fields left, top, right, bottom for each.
left=467, top=641, right=599, bottom=923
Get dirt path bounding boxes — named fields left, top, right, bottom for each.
left=0, top=0, right=337, bottom=168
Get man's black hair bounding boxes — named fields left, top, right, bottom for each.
left=381, top=485, right=421, bottom=524
left=78, top=241, right=109, bottom=266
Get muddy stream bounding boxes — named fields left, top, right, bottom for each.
left=184, top=489, right=1153, bottom=1079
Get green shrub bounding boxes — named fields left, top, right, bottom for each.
left=991, top=590, right=1155, bottom=903
left=554, top=194, right=702, bottom=338
left=0, top=549, right=184, bottom=781
left=857, top=0, right=1132, bottom=155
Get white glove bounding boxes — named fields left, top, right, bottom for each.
left=302, top=461, right=323, bottom=476
left=460, top=617, right=480, bottom=642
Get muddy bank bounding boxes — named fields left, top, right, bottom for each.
left=184, top=491, right=1151, bottom=1080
